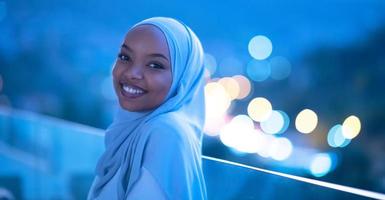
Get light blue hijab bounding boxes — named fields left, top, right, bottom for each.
left=90, top=17, right=207, bottom=199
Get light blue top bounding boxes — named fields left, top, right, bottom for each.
left=88, top=17, right=207, bottom=200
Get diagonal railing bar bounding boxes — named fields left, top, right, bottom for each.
left=202, top=155, right=385, bottom=200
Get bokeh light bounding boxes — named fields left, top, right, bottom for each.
left=204, top=114, right=228, bottom=136
left=270, top=56, right=292, bottom=80
left=246, top=60, right=271, bottom=82
left=219, top=123, right=236, bottom=149
left=203, top=53, right=217, bottom=76
left=295, top=109, right=318, bottom=134
left=327, top=124, right=351, bottom=148
left=232, top=75, right=251, bottom=99
left=247, top=97, right=273, bottom=122
left=219, top=115, right=260, bottom=153
left=342, top=115, right=361, bottom=139
left=310, top=153, right=333, bottom=177
left=231, top=114, right=255, bottom=129
left=218, top=115, right=293, bottom=157
left=260, top=110, right=287, bottom=134
left=269, top=137, right=293, bottom=161
left=204, top=82, right=232, bottom=135
left=277, top=110, right=290, bottom=134
left=218, top=77, right=240, bottom=100
left=255, top=133, right=275, bottom=158
left=248, top=35, right=273, bottom=60
left=204, top=82, right=232, bottom=117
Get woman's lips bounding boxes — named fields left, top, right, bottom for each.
left=119, top=82, right=147, bottom=98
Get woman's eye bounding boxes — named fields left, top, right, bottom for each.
left=148, top=63, right=165, bottom=69
left=118, top=53, right=130, bottom=62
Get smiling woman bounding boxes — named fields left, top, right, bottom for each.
left=113, top=25, right=172, bottom=112
left=87, top=17, right=207, bottom=200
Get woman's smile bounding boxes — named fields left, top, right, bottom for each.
left=119, top=81, right=148, bottom=99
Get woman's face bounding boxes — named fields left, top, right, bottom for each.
left=112, top=25, right=172, bottom=112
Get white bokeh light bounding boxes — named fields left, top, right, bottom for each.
left=248, top=35, right=273, bottom=60
left=255, top=133, right=274, bottom=158
left=204, top=82, right=232, bottom=135
left=247, top=97, right=273, bottom=122
left=310, top=153, right=333, bottom=177
left=342, top=115, right=361, bottom=139
left=218, top=77, right=240, bottom=100
left=219, top=115, right=261, bottom=153
left=269, top=137, right=293, bottom=161
left=295, top=109, right=318, bottom=134
left=261, top=110, right=286, bottom=134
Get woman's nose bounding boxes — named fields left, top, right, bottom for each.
left=124, top=65, right=143, bottom=80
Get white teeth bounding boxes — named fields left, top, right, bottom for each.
left=122, top=85, right=144, bottom=95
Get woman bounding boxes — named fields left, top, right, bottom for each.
left=87, top=17, right=207, bottom=200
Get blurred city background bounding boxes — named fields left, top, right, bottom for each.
left=1, top=0, right=385, bottom=199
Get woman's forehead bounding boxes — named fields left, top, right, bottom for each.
left=125, top=24, right=165, bottom=43
left=123, top=24, right=170, bottom=57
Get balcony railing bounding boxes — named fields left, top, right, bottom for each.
left=1, top=106, right=384, bottom=200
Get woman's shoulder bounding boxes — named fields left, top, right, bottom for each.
left=147, top=112, right=183, bottom=125
left=145, top=113, right=187, bottom=137
left=142, top=113, right=190, bottom=161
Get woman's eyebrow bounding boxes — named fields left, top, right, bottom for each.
left=121, top=44, right=132, bottom=52
left=121, top=43, right=169, bottom=62
left=148, top=53, right=169, bottom=62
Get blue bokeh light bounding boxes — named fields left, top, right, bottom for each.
left=327, top=124, right=351, bottom=148
left=246, top=60, right=271, bottom=82
left=270, top=56, right=292, bottom=80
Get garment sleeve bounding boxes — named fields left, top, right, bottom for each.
left=126, top=166, right=167, bottom=200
